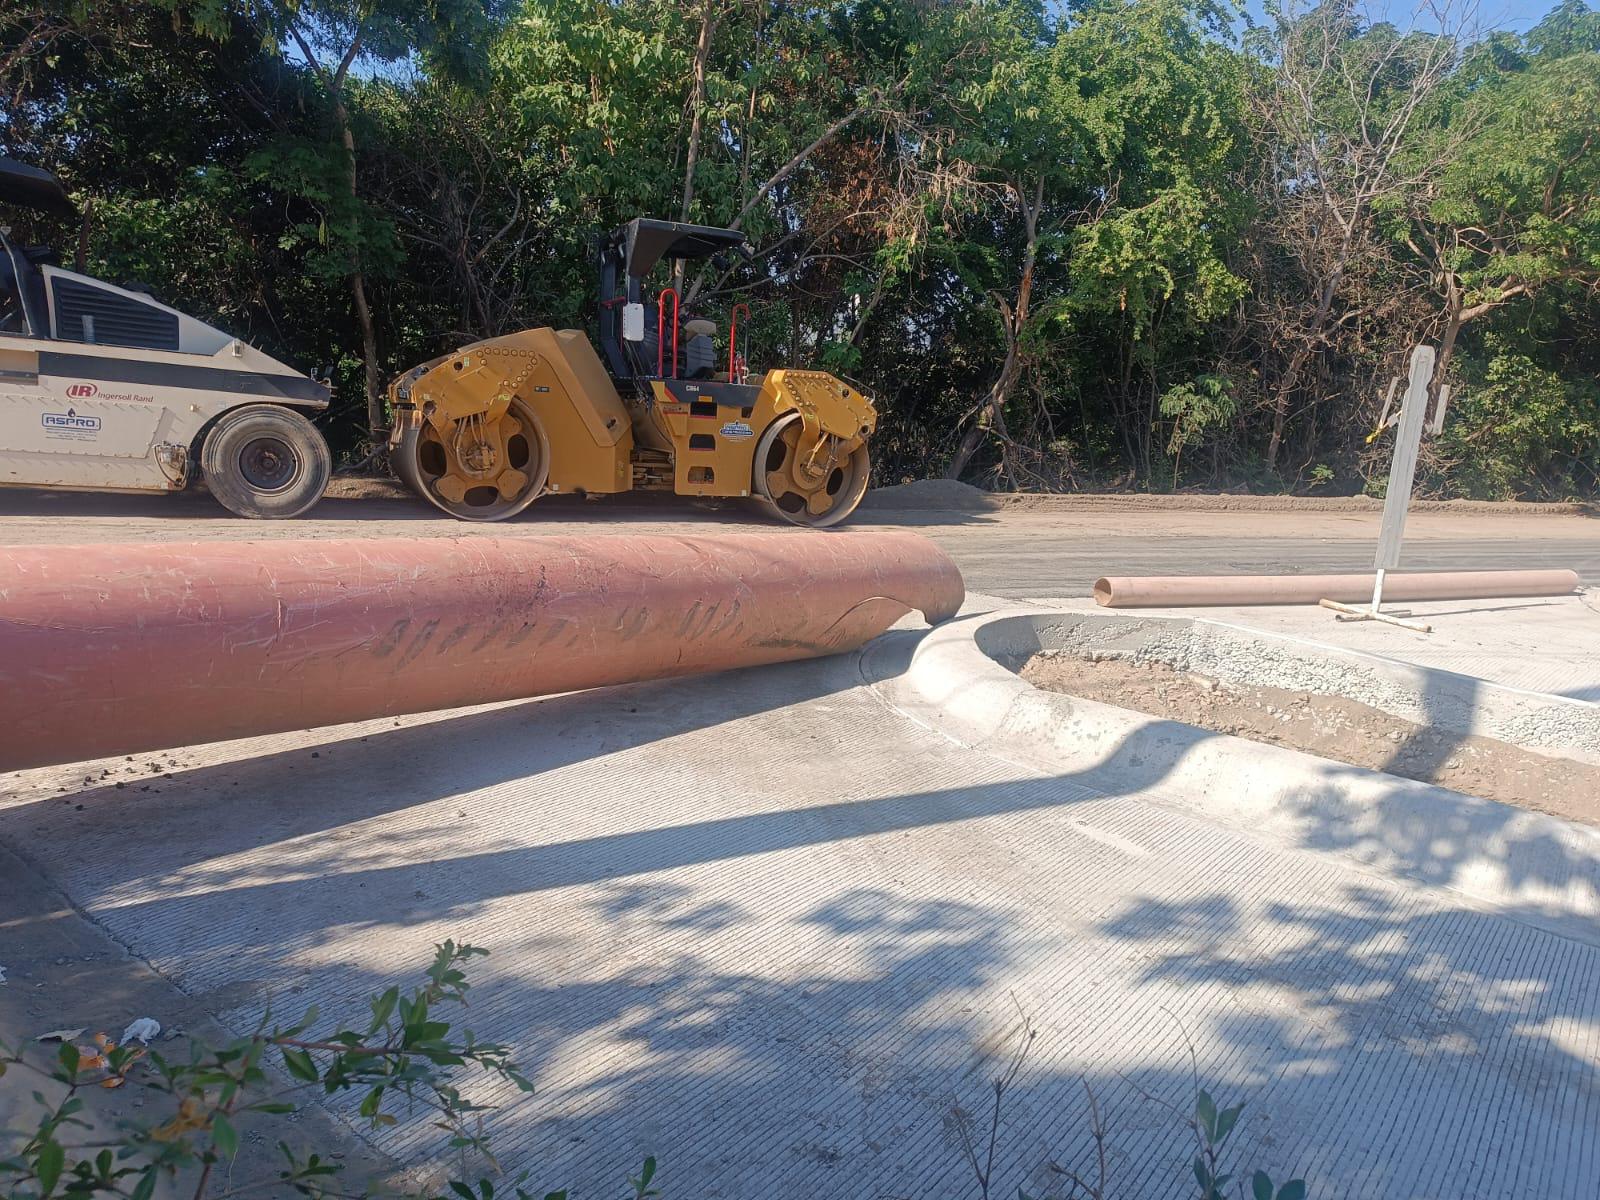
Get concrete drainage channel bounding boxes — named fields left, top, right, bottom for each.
left=871, top=606, right=1600, bottom=945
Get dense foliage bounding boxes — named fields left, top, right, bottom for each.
left=3, top=0, right=1597, bottom=496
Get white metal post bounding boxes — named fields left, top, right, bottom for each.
left=1319, top=344, right=1435, bottom=633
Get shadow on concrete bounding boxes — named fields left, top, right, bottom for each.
left=1398, top=597, right=1565, bottom=618
left=967, top=609, right=1597, bottom=912
left=5, top=640, right=1598, bottom=1198
left=4, top=652, right=871, bottom=872
left=1089, top=882, right=1598, bottom=1198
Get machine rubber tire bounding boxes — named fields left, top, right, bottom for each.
left=200, top=404, right=332, bottom=520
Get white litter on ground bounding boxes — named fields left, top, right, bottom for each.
left=120, top=1017, right=161, bottom=1045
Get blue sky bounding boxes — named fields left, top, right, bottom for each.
left=1373, top=0, right=1562, bottom=30
left=1244, top=0, right=1576, bottom=34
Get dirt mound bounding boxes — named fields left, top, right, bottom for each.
left=1021, top=651, right=1596, bottom=824
left=862, top=478, right=1000, bottom=511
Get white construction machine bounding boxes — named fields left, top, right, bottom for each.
left=0, top=158, right=331, bottom=517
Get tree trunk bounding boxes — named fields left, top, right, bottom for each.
left=332, top=95, right=384, bottom=441
left=74, top=199, right=92, bottom=273
left=944, top=350, right=1020, bottom=479
left=679, top=0, right=716, bottom=222
left=288, top=20, right=380, bottom=445
left=1264, top=343, right=1309, bottom=469
left=1264, top=275, right=1342, bottom=469
left=944, top=178, right=1041, bottom=480
left=1427, top=277, right=1527, bottom=401
left=1432, top=275, right=1464, bottom=404
left=738, top=79, right=757, bottom=204
left=1264, top=229, right=1353, bottom=470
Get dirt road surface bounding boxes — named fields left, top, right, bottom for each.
left=0, top=486, right=1594, bottom=598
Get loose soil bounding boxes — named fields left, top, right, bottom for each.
left=326, top=474, right=414, bottom=501
left=1020, top=651, right=1598, bottom=825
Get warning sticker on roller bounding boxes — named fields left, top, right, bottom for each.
left=720, top=421, right=754, bottom=440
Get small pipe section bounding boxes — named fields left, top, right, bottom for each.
left=0, top=530, right=965, bottom=770
left=1093, top=569, right=1581, bottom=608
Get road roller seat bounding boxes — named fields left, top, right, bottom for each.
left=683, top=318, right=716, bottom=380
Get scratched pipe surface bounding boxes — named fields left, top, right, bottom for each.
left=0, top=530, right=964, bottom=771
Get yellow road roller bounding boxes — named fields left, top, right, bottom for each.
left=387, top=218, right=876, bottom=526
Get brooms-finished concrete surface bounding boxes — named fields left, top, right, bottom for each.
left=3, top=593, right=1597, bottom=1198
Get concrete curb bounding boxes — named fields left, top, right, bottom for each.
left=868, top=607, right=1600, bottom=944
left=1001, top=606, right=1600, bottom=763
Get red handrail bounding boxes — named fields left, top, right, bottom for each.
left=729, top=303, right=751, bottom=381
left=657, top=287, right=679, bottom=378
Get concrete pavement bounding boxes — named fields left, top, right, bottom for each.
left=3, top=594, right=1596, bottom=1197
left=3, top=493, right=1597, bottom=1196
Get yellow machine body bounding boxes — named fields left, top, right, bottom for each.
left=388, top=326, right=876, bottom=523
left=639, top=369, right=876, bottom=497
left=388, top=328, right=633, bottom=502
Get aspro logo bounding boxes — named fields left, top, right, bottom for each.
left=65, top=382, right=98, bottom=399
left=42, top=408, right=102, bottom=431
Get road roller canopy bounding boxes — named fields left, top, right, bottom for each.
left=0, top=157, right=75, bottom=217
left=596, top=218, right=752, bottom=382
left=601, top=218, right=749, bottom=281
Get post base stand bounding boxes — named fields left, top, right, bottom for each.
left=1317, top=597, right=1433, bottom=634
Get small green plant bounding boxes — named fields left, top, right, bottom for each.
left=1307, top=463, right=1335, bottom=489
left=0, top=942, right=642, bottom=1200
left=626, top=1156, right=660, bottom=1199
left=1191, top=1088, right=1304, bottom=1200
left=975, top=1006, right=1308, bottom=1200
left=1160, top=375, right=1237, bottom=488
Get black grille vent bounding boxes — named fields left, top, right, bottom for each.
left=52, top=277, right=179, bottom=351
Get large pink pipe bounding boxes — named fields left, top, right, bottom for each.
left=0, top=531, right=964, bottom=771
left=1093, top=568, right=1580, bottom=608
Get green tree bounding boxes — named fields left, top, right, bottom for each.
left=270, top=0, right=508, bottom=441
left=1396, top=1, right=1600, bottom=394
left=940, top=0, right=1247, bottom=484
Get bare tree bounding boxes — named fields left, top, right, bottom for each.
left=1250, top=0, right=1478, bottom=469
left=944, top=176, right=1044, bottom=480
left=369, top=87, right=553, bottom=344
left=678, top=0, right=719, bottom=223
